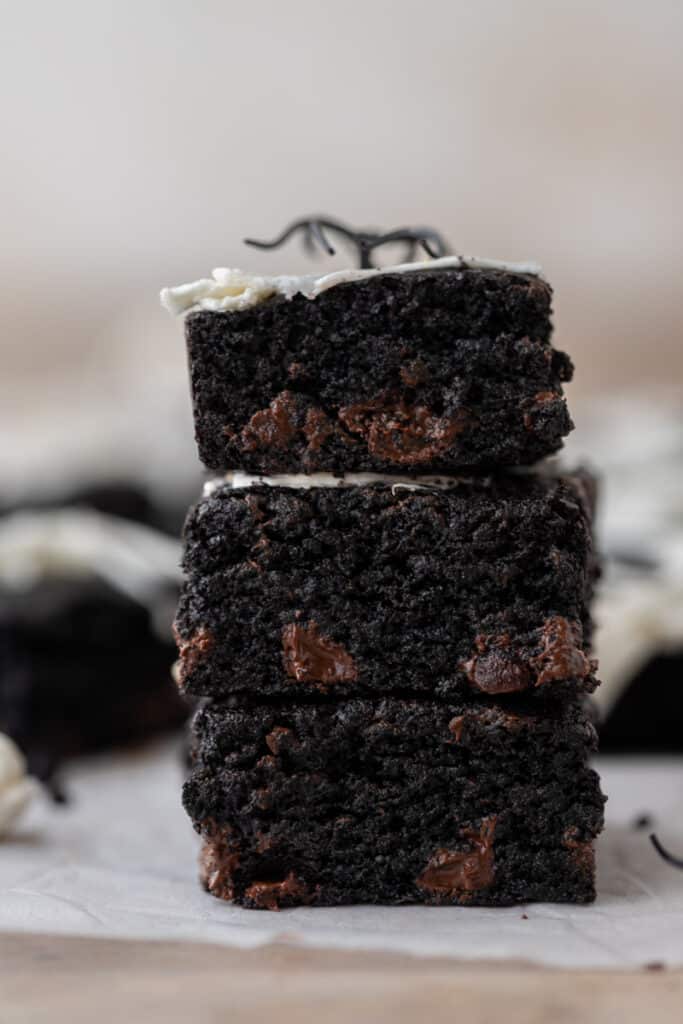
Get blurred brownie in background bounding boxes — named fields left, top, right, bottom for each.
left=567, top=402, right=683, bottom=752
left=0, top=484, right=188, bottom=784
left=600, top=653, right=683, bottom=752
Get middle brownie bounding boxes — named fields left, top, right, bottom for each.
left=175, top=470, right=598, bottom=701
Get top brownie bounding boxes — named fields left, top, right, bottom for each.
left=177, top=266, right=572, bottom=474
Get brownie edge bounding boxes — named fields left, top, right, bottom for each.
left=175, top=470, right=599, bottom=701
left=184, top=696, right=605, bottom=908
left=185, top=267, right=573, bottom=474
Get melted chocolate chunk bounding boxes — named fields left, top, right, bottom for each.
left=523, top=390, right=561, bottom=430
left=563, top=826, right=596, bottom=876
left=244, top=872, right=310, bottom=911
left=264, top=725, right=296, bottom=755
left=531, top=616, right=592, bottom=687
left=281, top=622, right=357, bottom=686
left=417, top=817, right=497, bottom=897
left=448, top=715, right=465, bottom=742
left=199, top=824, right=240, bottom=901
left=302, top=408, right=334, bottom=452
left=463, top=618, right=594, bottom=695
left=338, top=394, right=468, bottom=465
left=240, top=391, right=298, bottom=451
left=175, top=626, right=214, bottom=684
left=462, top=634, right=533, bottom=695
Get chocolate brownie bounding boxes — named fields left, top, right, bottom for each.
left=175, top=471, right=599, bottom=701
left=184, top=696, right=605, bottom=907
left=600, top=652, right=683, bottom=752
left=0, top=577, right=187, bottom=781
left=181, top=268, right=572, bottom=474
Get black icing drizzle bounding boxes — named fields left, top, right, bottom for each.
left=650, top=833, right=683, bottom=869
left=244, top=216, right=450, bottom=270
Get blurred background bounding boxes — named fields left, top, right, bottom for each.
left=2, top=0, right=682, bottom=495
left=1, top=0, right=682, bottom=753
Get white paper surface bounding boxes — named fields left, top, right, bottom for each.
left=1, top=742, right=682, bottom=968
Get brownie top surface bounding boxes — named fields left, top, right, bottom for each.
left=162, top=258, right=547, bottom=317
left=176, top=255, right=572, bottom=474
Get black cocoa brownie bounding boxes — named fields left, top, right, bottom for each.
left=600, top=652, right=683, bottom=752
left=184, top=268, right=572, bottom=474
left=175, top=471, right=599, bottom=701
left=184, top=697, right=605, bottom=907
left=0, top=577, right=187, bottom=781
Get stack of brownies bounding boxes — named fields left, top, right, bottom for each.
left=163, top=244, right=605, bottom=909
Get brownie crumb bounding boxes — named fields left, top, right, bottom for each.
left=281, top=622, right=358, bottom=687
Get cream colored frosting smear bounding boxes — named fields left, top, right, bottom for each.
left=205, top=471, right=476, bottom=497
left=0, top=733, right=38, bottom=838
left=161, top=254, right=543, bottom=316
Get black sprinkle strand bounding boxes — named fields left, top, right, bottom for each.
left=650, top=833, right=683, bottom=869
left=244, top=216, right=450, bottom=269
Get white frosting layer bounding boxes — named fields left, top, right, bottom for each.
left=161, top=254, right=543, bottom=316
left=206, top=471, right=473, bottom=497
left=0, top=733, right=38, bottom=838
left=0, top=509, right=182, bottom=611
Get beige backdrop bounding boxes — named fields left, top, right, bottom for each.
left=1, top=0, right=681, bottom=493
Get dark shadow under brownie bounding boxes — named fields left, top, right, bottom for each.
left=185, top=268, right=573, bottom=474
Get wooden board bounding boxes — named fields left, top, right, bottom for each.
left=1, top=933, right=681, bottom=1024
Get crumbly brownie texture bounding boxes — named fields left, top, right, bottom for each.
left=175, top=472, right=598, bottom=701
left=0, top=578, right=187, bottom=779
left=185, top=268, right=573, bottom=474
left=184, top=697, right=604, bottom=907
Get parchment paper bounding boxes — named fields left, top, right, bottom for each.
left=1, top=742, right=682, bottom=968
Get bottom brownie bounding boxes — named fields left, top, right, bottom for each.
left=184, top=698, right=605, bottom=908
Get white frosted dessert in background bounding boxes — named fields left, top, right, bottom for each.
left=0, top=733, right=38, bottom=837
left=0, top=503, right=188, bottom=778
left=566, top=400, right=683, bottom=719
left=0, top=507, right=182, bottom=638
